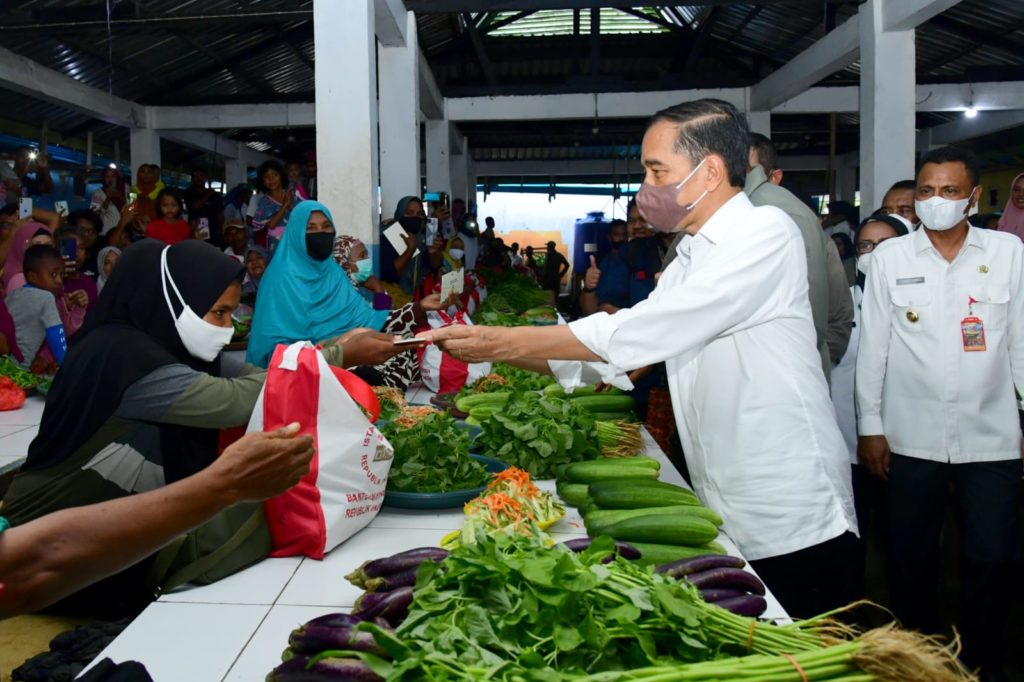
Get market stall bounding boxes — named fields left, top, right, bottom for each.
left=81, top=394, right=787, bottom=680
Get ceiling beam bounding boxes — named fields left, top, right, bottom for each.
left=404, top=0, right=786, bottom=11
left=918, top=109, right=1024, bottom=149
left=375, top=0, right=410, bottom=47
left=685, top=6, right=722, bottom=73
left=748, top=16, right=859, bottom=110
left=151, top=103, right=316, bottom=130
left=3, top=10, right=314, bottom=32
left=0, top=44, right=145, bottom=127
left=418, top=51, right=446, bottom=120
left=462, top=12, right=499, bottom=85
left=884, top=0, right=963, bottom=32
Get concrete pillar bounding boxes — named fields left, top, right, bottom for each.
left=748, top=111, right=771, bottom=137
left=450, top=135, right=469, bottom=204
left=314, top=0, right=379, bottom=245
left=859, top=0, right=916, bottom=214
left=425, top=119, right=452, bottom=196
left=129, top=127, right=161, bottom=174
left=225, top=154, right=249, bottom=190
left=378, top=10, right=421, bottom=218
left=835, top=154, right=858, bottom=202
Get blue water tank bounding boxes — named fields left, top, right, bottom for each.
left=573, top=211, right=610, bottom=274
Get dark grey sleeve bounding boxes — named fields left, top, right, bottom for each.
left=116, top=363, right=267, bottom=428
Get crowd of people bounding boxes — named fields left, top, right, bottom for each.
left=0, top=98, right=1022, bottom=680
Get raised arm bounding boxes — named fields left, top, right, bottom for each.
left=0, top=426, right=313, bottom=618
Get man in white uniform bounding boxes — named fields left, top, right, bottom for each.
left=423, top=99, right=858, bottom=618
left=856, top=146, right=1024, bottom=678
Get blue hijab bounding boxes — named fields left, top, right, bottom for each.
left=246, top=201, right=389, bottom=367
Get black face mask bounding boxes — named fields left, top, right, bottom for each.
left=306, top=232, right=335, bottom=261
left=398, top=216, right=425, bottom=233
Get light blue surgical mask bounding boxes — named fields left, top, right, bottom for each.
left=354, top=257, right=373, bottom=283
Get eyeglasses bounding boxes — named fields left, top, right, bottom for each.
left=856, top=237, right=892, bottom=254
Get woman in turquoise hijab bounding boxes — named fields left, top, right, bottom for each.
left=247, top=201, right=452, bottom=388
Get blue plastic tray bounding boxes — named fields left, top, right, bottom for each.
left=382, top=454, right=509, bottom=509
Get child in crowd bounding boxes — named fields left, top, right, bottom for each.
left=145, top=189, right=191, bottom=245
left=6, top=245, right=68, bottom=370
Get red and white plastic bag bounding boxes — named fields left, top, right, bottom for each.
left=418, top=310, right=492, bottom=393
left=248, top=341, right=393, bottom=559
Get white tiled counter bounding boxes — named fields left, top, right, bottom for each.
left=82, top=403, right=787, bottom=681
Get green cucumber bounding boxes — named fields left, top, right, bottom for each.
left=454, top=391, right=510, bottom=413
left=555, top=481, right=591, bottom=508
left=601, top=514, right=719, bottom=546
left=591, top=411, right=638, bottom=422
left=585, top=506, right=723, bottom=535
left=543, top=384, right=625, bottom=399
left=571, top=395, right=636, bottom=413
left=630, top=541, right=729, bottom=567
left=574, top=456, right=659, bottom=470
left=589, top=484, right=700, bottom=510
left=561, top=461, right=659, bottom=485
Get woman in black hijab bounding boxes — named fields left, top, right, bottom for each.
left=1, top=239, right=397, bottom=613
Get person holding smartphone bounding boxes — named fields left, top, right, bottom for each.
left=90, top=167, right=126, bottom=236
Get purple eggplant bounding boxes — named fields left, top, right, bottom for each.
left=351, top=591, right=388, bottom=617
left=363, top=566, right=419, bottom=593
left=288, top=624, right=388, bottom=657
left=559, top=538, right=643, bottom=561
left=305, top=613, right=362, bottom=628
left=712, top=594, right=768, bottom=617
left=362, top=547, right=448, bottom=578
left=699, top=587, right=746, bottom=603
left=686, top=567, right=766, bottom=596
left=266, top=655, right=382, bottom=681
left=351, top=586, right=414, bottom=626
left=655, top=554, right=745, bottom=578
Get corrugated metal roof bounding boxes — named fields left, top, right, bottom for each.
left=0, top=1, right=1020, bottom=170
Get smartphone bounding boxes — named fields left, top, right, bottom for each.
left=18, top=197, right=32, bottom=219
left=197, top=217, right=211, bottom=240
left=128, top=190, right=138, bottom=205
left=393, top=337, right=428, bottom=349
left=425, top=217, right=439, bottom=245
left=54, top=200, right=69, bottom=218
left=61, top=237, right=77, bottom=262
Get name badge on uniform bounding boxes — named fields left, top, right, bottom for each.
left=962, top=297, right=986, bottom=352
left=896, top=277, right=926, bottom=286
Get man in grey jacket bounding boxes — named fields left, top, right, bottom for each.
left=745, top=134, right=853, bottom=379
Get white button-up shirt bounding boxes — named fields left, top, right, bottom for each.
left=856, top=226, right=1024, bottom=463
left=559, top=192, right=857, bottom=561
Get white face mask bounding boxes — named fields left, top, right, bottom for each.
left=856, top=252, right=872, bottom=276
left=915, top=189, right=976, bottom=232
left=448, top=248, right=465, bottom=261
left=161, top=247, right=234, bottom=362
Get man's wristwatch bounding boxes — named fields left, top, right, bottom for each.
left=582, top=286, right=596, bottom=293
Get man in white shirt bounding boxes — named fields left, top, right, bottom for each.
left=422, top=99, right=859, bottom=618
left=878, top=179, right=920, bottom=229
left=856, top=146, right=1023, bottom=677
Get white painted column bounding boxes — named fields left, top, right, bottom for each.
left=425, top=119, right=452, bottom=196
left=747, top=111, right=771, bottom=137
left=225, top=153, right=249, bottom=190
left=450, top=135, right=469, bottom=203
left=859, top=0, right=916, bottom=214
left=378, top=10, right=420, bottom=218
left=129, top=127, right=161, bottom=173
left=314, top=0, right=379, bottom=244
left=835, top=154, right=859, bottom=201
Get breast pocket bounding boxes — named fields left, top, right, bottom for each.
left=890, top=287, right=932, bottom=333
left=970, top=287, right=1010, bottom=332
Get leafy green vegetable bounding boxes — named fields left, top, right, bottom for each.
left=475, top=392, right=599, bottom=479
left=0, top=356, right=40, bottom=389
left=492, top=363, right=556, bottom=392
left=360, top=533, right=826, bottom=679
left=381, top=413, right=490, bottom=493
